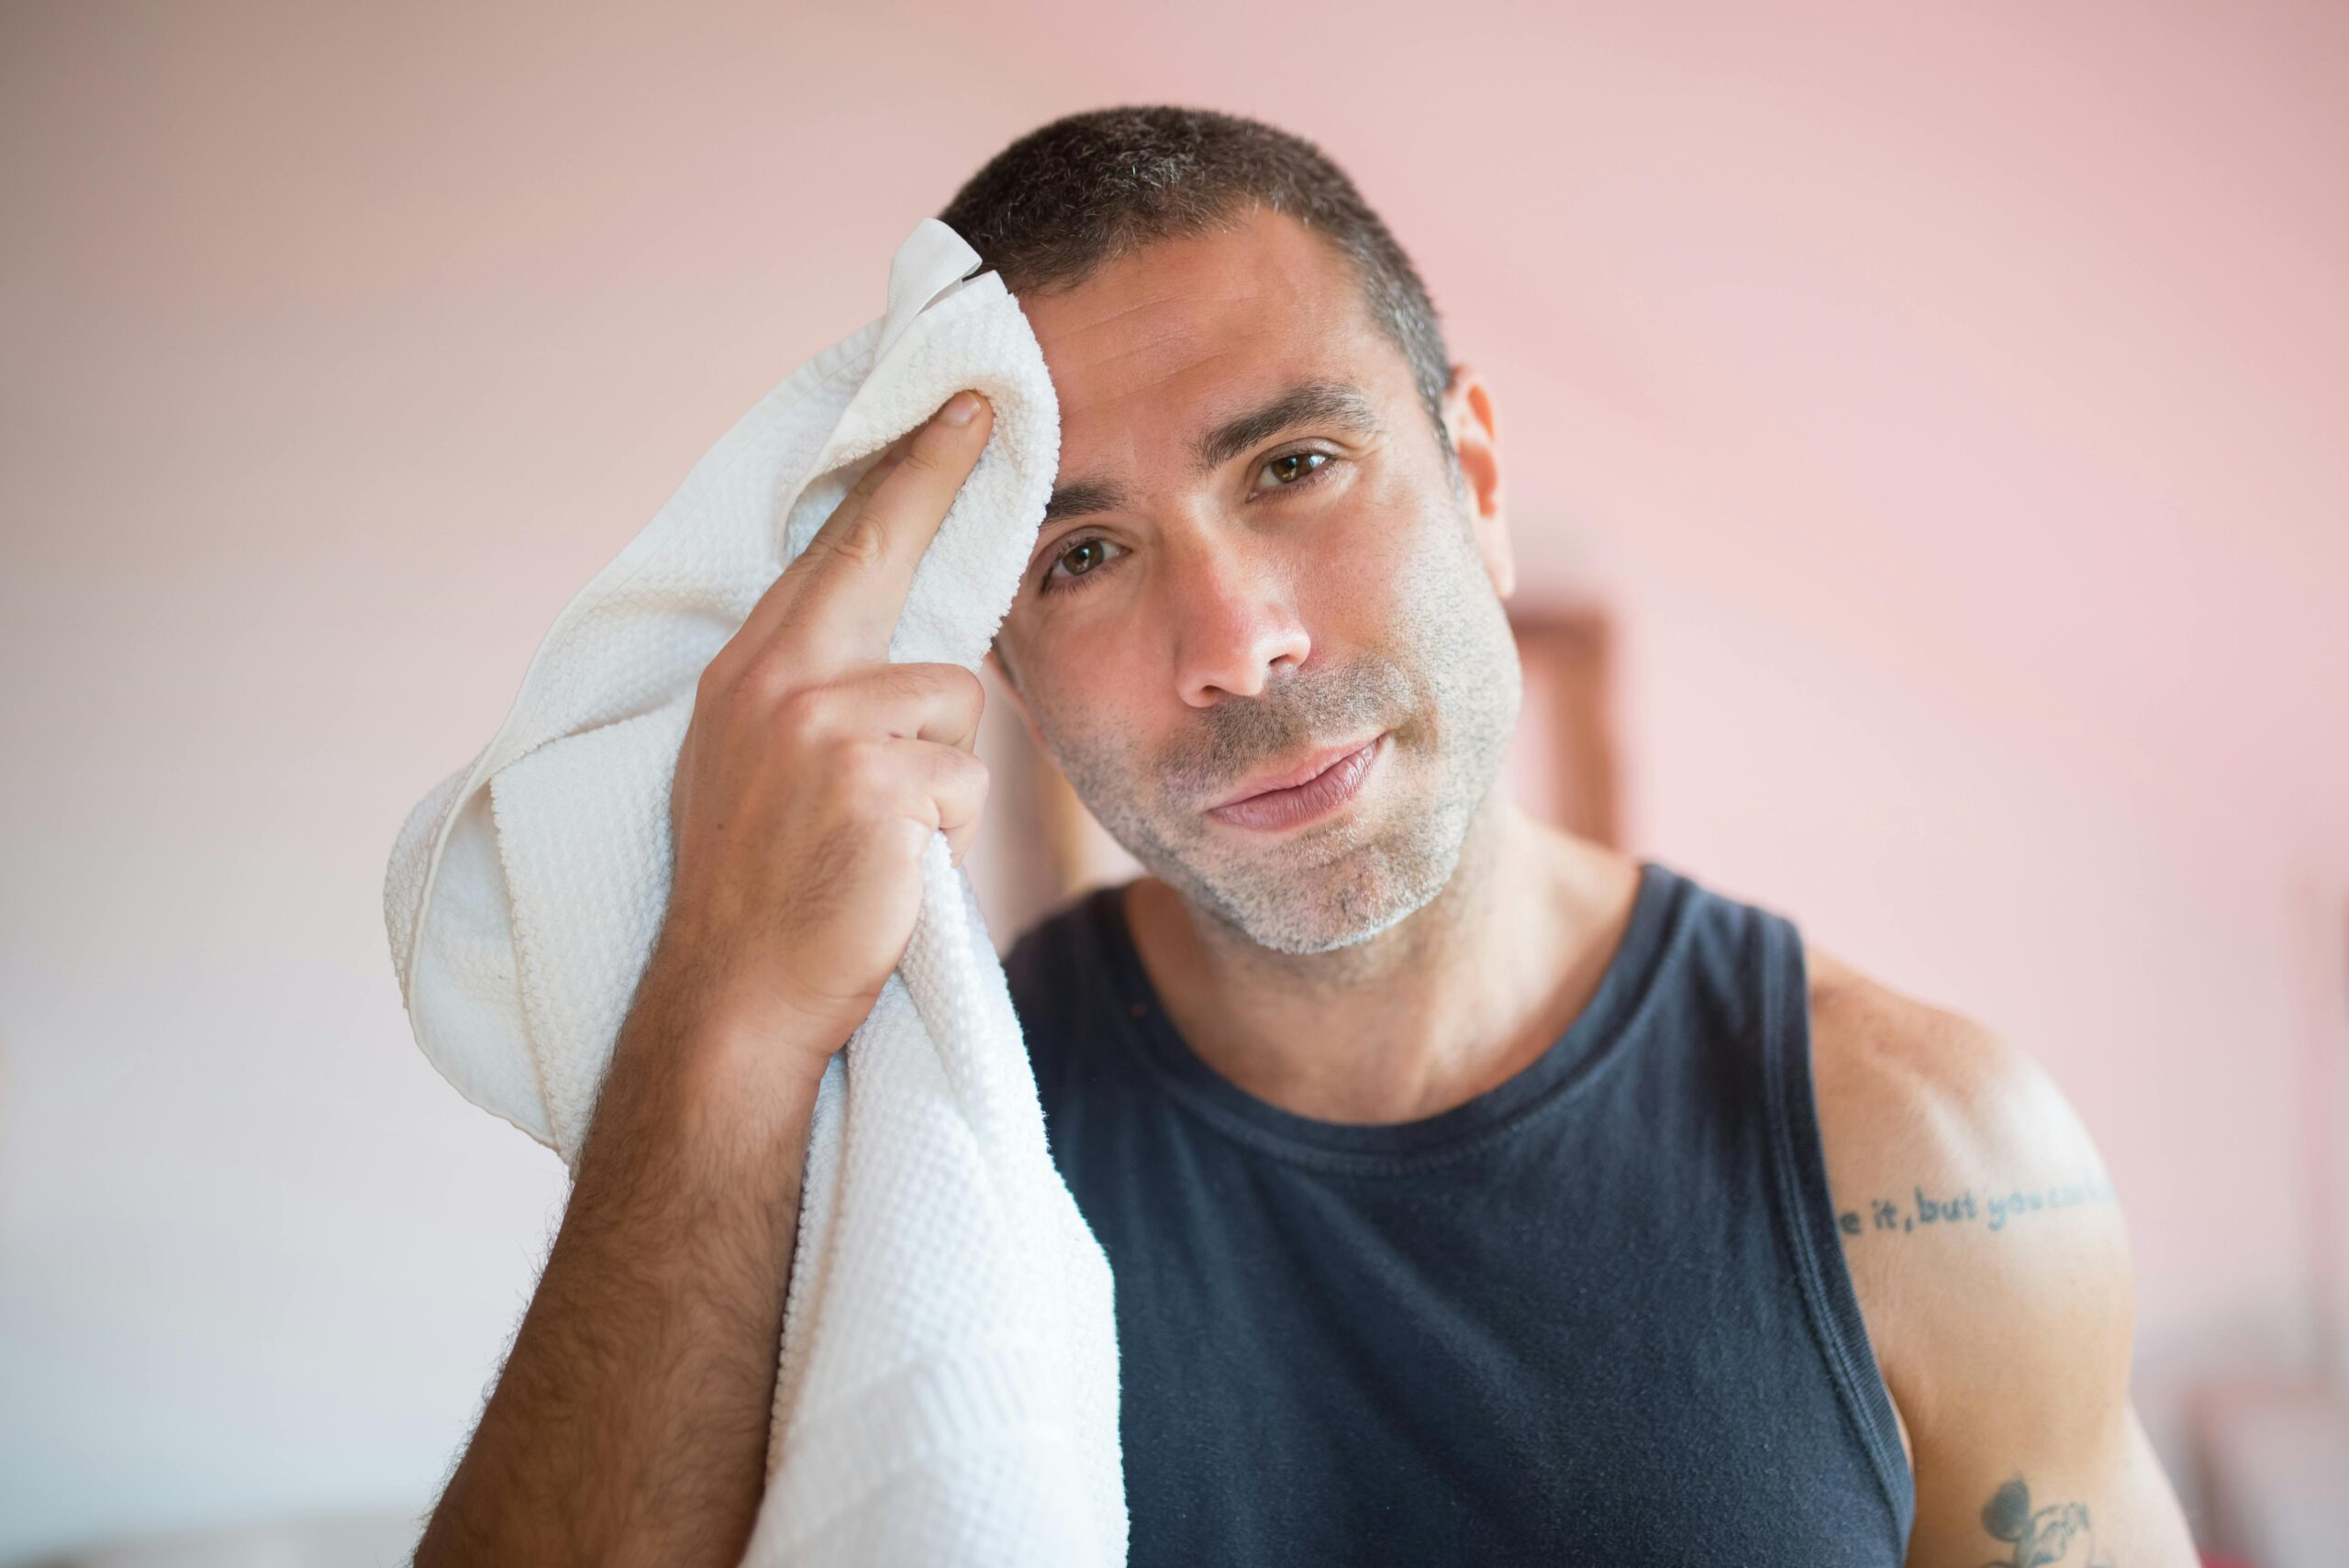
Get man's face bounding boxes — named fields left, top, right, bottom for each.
left=988, top=206, right=1521, bottom=955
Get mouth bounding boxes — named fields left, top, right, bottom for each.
left=1205, top=732, right=1388, bottom=833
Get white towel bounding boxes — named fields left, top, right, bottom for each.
left=381, top=216, right=1126, bottom=1567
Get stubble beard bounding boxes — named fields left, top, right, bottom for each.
left=1050, top=504, right=1522, bottom=956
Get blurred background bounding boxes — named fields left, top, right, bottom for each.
left=3, top=2, right=2343, bottom=1563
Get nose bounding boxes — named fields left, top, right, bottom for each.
left=1167, top=529, right=1312, bottom=706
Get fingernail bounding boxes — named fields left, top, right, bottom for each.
left=940, top=390, right=984, bottom=426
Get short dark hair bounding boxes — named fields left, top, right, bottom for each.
left=938, top=106, right=1459, bottom=483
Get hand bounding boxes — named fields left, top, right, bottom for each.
left=651, top=388, right=997, bottom=1087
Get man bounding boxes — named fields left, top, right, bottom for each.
left=416, top=107, right=2200, bottom=1566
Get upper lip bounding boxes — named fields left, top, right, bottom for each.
left=1208, top=732, right=1384, bottom=810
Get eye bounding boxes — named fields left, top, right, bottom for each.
left=1038, top=533, right=1125, bottom=595
left=1035, top=448, right=1342, bottom=599
left=1252, top=448, right=1337, bottom=496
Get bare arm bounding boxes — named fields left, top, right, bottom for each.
left=411, top=964, right=831, bottom=1566
left=414, top=387, right=999, bottom=1567
left=1809, top=952, right=2202, bottom=1567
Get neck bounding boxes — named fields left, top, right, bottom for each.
left=1123, top=792, right=1642, bottom=1124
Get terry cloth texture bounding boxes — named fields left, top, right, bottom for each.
left=381, top=217, right=1126, bottom=1567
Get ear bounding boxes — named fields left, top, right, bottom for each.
left=1441, top=362, right=1513, bottom=599
left=983, top=644, right=1047, bottom=751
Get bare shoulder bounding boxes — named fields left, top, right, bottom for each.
left=1803, top=943, right=2121, bottom=1240
left=1803, top=940, right=2133, bottom=1376
left=1800, top=944, right=2197, bottom=1565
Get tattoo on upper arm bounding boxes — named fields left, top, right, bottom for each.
left=1832, top=1173, right=2113, bottom=1240
left=1976, top=1475, right=2114, bottom=1567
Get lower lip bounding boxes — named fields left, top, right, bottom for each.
left=1207, top=733, right=1386, bottom=833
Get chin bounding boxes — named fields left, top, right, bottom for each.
left=1197, top=828, right=1460, bottom=956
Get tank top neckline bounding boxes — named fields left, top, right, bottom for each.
left=1077, top=857, right=1689, bottom=1173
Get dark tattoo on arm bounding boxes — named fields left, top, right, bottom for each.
left=1833, top=1172, right=2114, bottom=1240
left=1977, top=1475, right=2114, bottom=1567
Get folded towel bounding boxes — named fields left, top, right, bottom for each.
left=381, top=216, right=1126, bottom=1567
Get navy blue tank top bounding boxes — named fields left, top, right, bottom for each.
left=1001, top=857, right=1915, bottom=1565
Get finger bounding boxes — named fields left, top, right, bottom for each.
left=892, top=737, right=989, bottom=865
left=720, top=437, right=916, bottom=669
left=791, top=390, right=995, bottom=668
left=775, top=661, right=985, bottom=752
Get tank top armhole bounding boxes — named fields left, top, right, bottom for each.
left=1753, top=906, right=1918, bottom=1554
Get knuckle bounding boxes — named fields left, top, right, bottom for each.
left=942, top=743, right=988, bottom=790
left=832, top=735, right=895, bottom=796
left=774, top=679, right=832, bottom=736
left=898, top=428, right=954, bottom=474
left=914, top=661, right=984, bottom=711
left=700, top=658, right=761, bottom=714
left=826, top=508, right=891, bottom=571
left=727, top=648, right=778, bottom=697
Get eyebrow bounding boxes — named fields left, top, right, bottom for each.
left=1039, top=378, right=1384, bottom=526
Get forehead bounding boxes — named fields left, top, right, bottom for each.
left=1016, top=207, right=1399, bottom=473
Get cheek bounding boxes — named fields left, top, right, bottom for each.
left=1019, top=644, right=1139, bottom=770
left=1302, top=494, right=1435, bottom=641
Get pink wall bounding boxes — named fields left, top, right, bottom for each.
left=2, top=1, right=2342, bottom=1554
